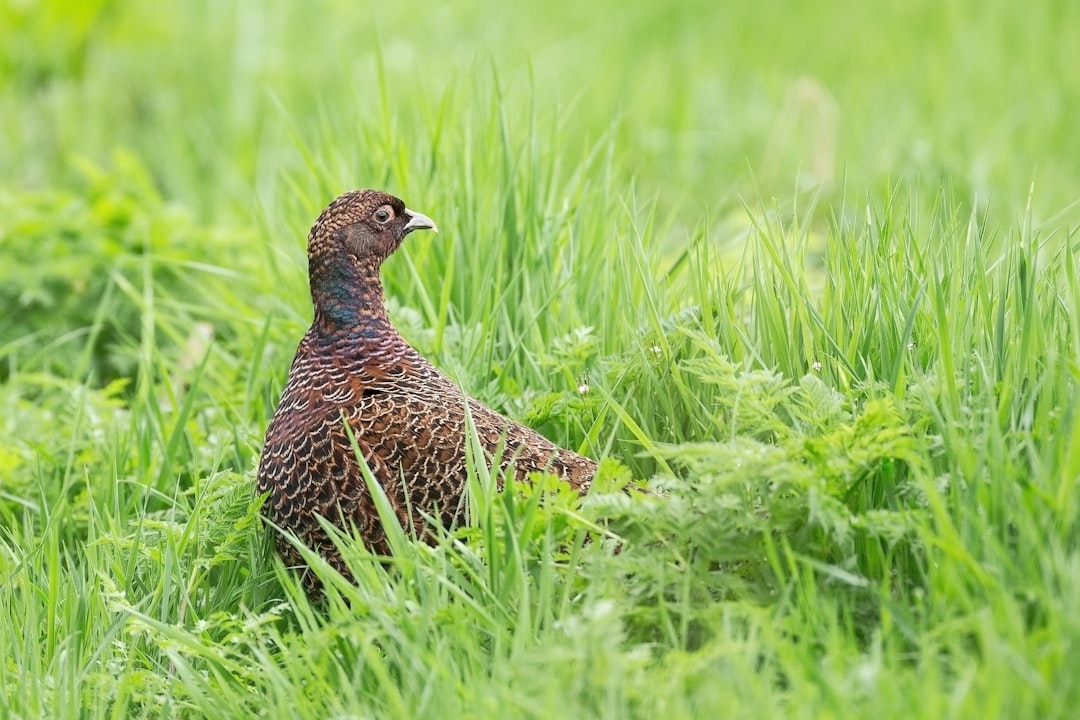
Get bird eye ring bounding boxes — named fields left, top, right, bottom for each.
left=374, top=207, right=393, bottom=224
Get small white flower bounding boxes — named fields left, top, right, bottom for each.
left=650, top=345, right=662, bottom=355
left=578, top=383, right=590, bottom=394
left=811, top=361, right=822, bottom=372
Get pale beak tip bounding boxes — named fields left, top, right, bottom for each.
left=404, top=208, right=438, bottom=235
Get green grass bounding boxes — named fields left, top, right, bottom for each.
left=2, top=0, right=1079, bottom=717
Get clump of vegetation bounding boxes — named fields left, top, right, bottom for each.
left=0, top=154, right=249, bottom=382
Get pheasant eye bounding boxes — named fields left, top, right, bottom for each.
left=374, top=207, right=392, bottom=224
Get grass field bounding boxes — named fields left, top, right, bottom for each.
left=2, top=0, right=1079, bottom=717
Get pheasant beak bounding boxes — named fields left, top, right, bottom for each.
left=403, top=208, right=438, bottom=235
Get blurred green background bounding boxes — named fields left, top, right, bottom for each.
left=3, top=0, right=1077, bottom=222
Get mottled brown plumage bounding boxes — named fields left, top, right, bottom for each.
left=257, top=189, right=596, bottom=591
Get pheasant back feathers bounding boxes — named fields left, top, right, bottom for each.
left=256, top=189, right=597, bottom=592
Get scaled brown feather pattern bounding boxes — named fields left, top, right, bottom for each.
left=256, top=189, right=596, bottom=592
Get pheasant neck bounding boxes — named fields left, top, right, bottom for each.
left=309, top=254, right=395, bottom=342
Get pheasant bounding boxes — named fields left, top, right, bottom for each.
left=257, top=189, right=597, bottom=591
